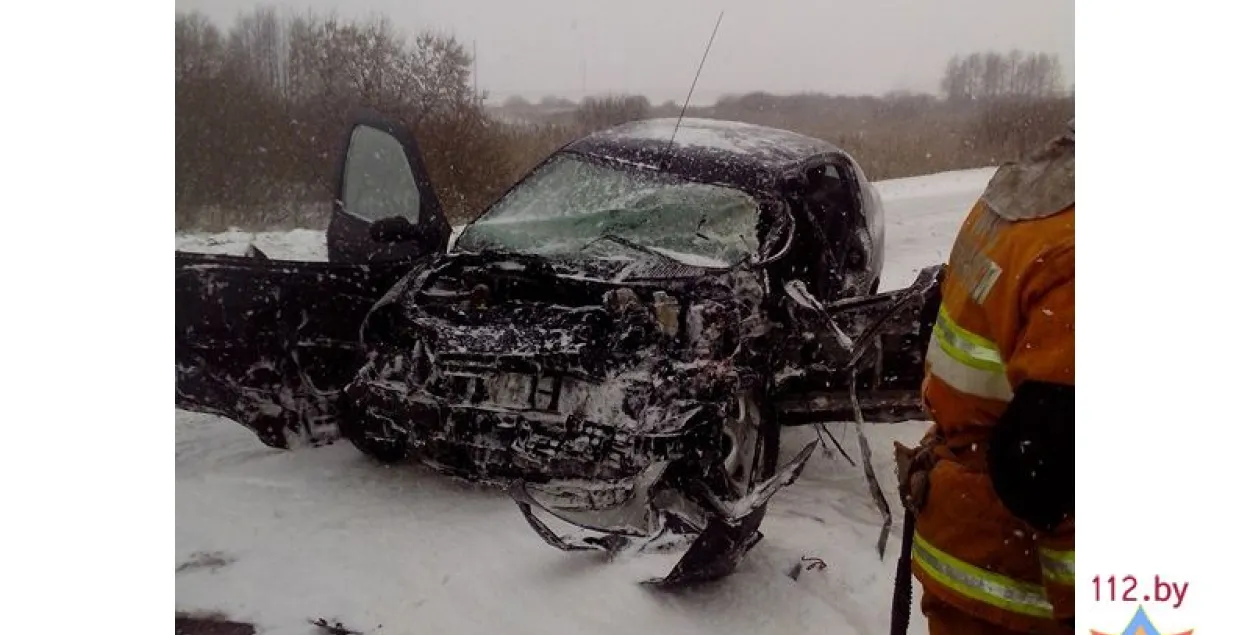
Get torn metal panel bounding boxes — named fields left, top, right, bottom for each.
left=175, top=114, right=947, bottom=588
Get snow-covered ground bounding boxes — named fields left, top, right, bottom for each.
left=175, top=228, right=329, bottom=262
left=175, top=167, right=995, bottom=635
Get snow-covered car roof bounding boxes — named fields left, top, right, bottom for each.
left=563, top=117, right=853, bottom=193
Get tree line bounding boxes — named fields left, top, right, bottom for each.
left=176, top=7, right=542, bottom=229
left=176, top=6, right=1073, bottom=232
left=940, top=51, right=1067, bottom=101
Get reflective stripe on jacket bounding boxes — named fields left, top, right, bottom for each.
left=912, top=147, right=1075, bottom=632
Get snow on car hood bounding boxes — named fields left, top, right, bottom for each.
left=648, top=247, right=732, bottom=268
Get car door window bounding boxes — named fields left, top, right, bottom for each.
left=795, top=164, right=853, bottom=299
left=804, top=165, right=851, bottom=239
left=341, top=126, right=422, bottom=223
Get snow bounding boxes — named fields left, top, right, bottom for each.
left=175, top=228, right=330, bottom=262
left=176, top=167, right=995, bottom=635
left=631, top=118, right=766, bottom=151
left=874, top=167, right=997, bottom=291
left=603, top=117, right=823, bottom=158
left=649, top=246, right=732, bottom=268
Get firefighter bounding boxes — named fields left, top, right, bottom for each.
left=896, top=122, right=1075, bottom=635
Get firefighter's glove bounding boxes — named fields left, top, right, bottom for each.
left=893, top=440, right=936, bottom=514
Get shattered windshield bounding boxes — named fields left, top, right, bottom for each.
left=453, top=154, right=761, bottom=268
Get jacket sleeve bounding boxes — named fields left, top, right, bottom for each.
left=987, top=242, right=1075, bottom=533
left=1005, top=242, right=1075, bottom=389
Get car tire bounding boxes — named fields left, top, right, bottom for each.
left=338, top=409, right=410, bottom=464
left=349, top=433, right=410, bottom=464
left=732, top=388, right=782, bottom=536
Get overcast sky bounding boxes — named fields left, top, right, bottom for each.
left=175, top=0, right=1074, bottom=105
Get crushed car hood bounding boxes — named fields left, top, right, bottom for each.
left=349, top=251, right=774, bottom=482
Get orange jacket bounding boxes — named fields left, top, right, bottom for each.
left=912, top=132, right=1075, bottom=633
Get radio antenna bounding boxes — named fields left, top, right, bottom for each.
left=662, top=10, right=724, bottom=166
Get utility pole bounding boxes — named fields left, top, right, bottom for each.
left=473, top=40, right=479, bottom=103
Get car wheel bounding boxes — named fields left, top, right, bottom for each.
left=338, top=409, right=410, bottom=464
left=720, top=387, right=782, bottom=534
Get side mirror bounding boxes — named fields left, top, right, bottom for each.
left=369, top=216, right=423, bottom=243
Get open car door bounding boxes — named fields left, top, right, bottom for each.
left=326, top=109, right=451, bottom=264
left=175, top=108, right=451, bottom=449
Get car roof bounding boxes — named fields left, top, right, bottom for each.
left=561, top=117, right=851, bottom=194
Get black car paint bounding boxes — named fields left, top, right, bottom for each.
left=326, top=110, right=452, bottom=264
left=174, top=110, right=940, bottom=586
left=174, top=253, right=415, bottom=448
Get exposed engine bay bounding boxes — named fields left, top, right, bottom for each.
left=174, top=112, right=944, bottom=588
left=338, top=249, right=940, bottom=584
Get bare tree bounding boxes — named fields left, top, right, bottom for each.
left=940, top=50, right=1065, bottom=101
left=226, top=7, right=289, bottom=98
left=175, top=8, right=483, bottom=228
left=176, top=12, right=1074, bottom=233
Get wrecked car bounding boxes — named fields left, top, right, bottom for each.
left=175, top=110, right=943, bottom=586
